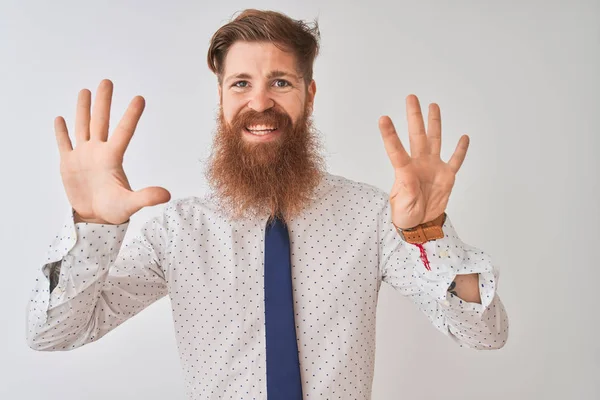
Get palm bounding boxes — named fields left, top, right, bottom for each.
left=55, top=79, right=171, bottom=225
left=379, top=95, right=469, bottom=230
left=60, top=142, right=135, bottom=224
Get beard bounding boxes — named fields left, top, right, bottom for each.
left=205, top=103, right=326, bottom=222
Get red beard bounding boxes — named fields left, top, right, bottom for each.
left=205, top=105, right=325, bottom=222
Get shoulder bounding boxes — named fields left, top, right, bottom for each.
left=159, top=195, right=217, bottom=221
left=323, top=172, right=389, bottom=204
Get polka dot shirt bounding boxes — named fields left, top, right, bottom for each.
left=27, top=172, right=509, bottom=399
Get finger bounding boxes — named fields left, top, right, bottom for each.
left=406, top=94, right=429, bottom=157
left=74, top=89, right=91, bottom=144
left=427, top=103, right=442, bottom=157
left=129, top=186, right=171, bottom=214
left=379, top=116, right=411, bottom=170
left=447, top=135, right=470, bottom=173
left=110, top=95, right=146, bottom=154
left=90, top=79, right=113, bottom=142
left=54, top=116, right=73, bottom=156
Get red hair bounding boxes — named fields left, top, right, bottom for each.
left=207, top=9, right=320, bottom=85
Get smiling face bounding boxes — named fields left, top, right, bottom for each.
left=205, top=41, right=324, bottom=222
left=219, top=41, right=316, bottom=144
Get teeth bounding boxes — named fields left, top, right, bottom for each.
left=246, top=125, right=278, bottom=136
left=248, top=125, right=276, bottom=131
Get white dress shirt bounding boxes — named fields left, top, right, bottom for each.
left=26, top=172, right=509, bottom=399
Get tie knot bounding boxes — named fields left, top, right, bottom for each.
left=267, top=214, right=285, bottom=227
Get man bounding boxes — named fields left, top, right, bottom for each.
left=26, top=9, right=508, bottom=400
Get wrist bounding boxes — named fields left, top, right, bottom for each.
left=73, top=210, right=112, bottom=225
left=394, top=212, right=446, bottom=244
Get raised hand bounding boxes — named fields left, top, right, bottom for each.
left=54, top=79, right=171, bottom=225
left=379, top=94, right=470, bottom=230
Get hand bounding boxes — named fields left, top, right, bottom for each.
left=54, top=79, right=171, bottom=225
left=379, top=94, right=469, bottom=230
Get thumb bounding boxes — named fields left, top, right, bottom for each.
left=129, top=186, right=172, bottom=213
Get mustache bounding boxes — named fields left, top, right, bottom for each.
left=230, top=108, right=293, bottom=131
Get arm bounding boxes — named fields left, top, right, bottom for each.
left=378, top=201, right=509, bottom=350
left=26, top=207, right=170, bottom=351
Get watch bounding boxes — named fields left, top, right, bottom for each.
left=394, top=212, right=446, bottom=244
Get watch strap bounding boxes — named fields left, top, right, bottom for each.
left=395, top=212, right=446, bottom=244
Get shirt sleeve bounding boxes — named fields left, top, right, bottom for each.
left=378, top=199, right=509, bottom=350
left=26, top=207, right=171, bottom=351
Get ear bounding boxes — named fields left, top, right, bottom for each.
left=218, top=84, right=222, bottom=104
left=307, top=80, right=317, bottom=114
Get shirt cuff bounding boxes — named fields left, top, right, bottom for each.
left=410, top=214, right=498, bottom=312
left=43, top=208, right=129, bottom=268
left=36, top=208, right=130, bottom=321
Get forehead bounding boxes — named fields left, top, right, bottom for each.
left=222, top=41, right=299, bottom=77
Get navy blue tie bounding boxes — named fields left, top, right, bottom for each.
left=264, top=216, right=303, bottom=399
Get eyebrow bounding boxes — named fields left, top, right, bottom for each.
left=224, top=70, right=302, bottom=85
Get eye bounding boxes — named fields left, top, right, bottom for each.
left=232, top=80, right=249, bottom=88
left=273, top=79, right=291, bottom=88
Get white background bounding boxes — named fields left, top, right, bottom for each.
left=1, top=0, right=598, bottom=399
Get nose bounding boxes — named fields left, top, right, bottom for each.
left=247, top=88, right=275, bottom=112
